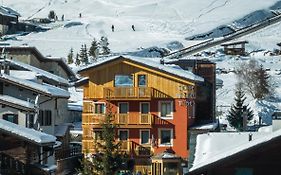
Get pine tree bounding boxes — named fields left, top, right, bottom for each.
left=89, top=39, right=99, bottom=62
left=254, top=65, right=270, bottom=99
left=75, top=53, right=81, bottom=66
left=77, top=155, right=94, bottom=175
left=92, top=104, right=126, bottom=174
left=79, top=44, right=89, bottom=65
left=99, top=36, right=110, bottom=55
left=227, top=85, right=254, bottom=131
left=67, top=48, right=74, bottom=64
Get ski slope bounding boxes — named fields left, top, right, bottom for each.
left=2, top=0, right=280, bottom=57
left=3, top=0, right=281, bottom=129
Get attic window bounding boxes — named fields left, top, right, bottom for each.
left=114, top=75, right=133, bottom=87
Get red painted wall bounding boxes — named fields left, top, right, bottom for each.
left=101, top=98, right=192, bottom=159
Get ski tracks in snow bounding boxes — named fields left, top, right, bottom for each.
left=197, top=0, right=231, bottom=19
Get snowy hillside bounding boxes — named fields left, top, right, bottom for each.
left=3, top=0, right=281, bottom=129
left=2, top=0, right=281, bottom=57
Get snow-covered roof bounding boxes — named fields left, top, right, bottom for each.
left=0, top=94, right=35, bottom=111
left=55, top=124, right=69, bottom=137
left=152, top=151, right=181, bottom=160
left=78, top=56, right=204, bottom=82
left=0, top=73, right=70, bottom=98
left=5, top=59, right=69, bottom=86
left=0, top=119, right=56, bottom=145
left=189, top=130, right=281, bottom=173
left=190, top=122, right=219, bottom=131
left=0, top=6, right=20, bottom=18
left=68, top=102, right=83, bottom=111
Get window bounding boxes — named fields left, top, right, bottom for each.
left=119, top=130, right=129, bottom=141
left=140, top=130, right=150, bottom=144
left=39, top=110, right=52, bottom=126
left=94, top=103, right=105, bottom=114
left=3, top=114, right=18, bottom=124
left=26, top=114, right=34, bottom=128
left=138, top=75, right=147, bottom=87
left=159, top=101, right=173, bottom=118
left=119, top=103, right=128, bottom=114
left=140, top=103, right=149, bottom=114
left=114, top=75, right=133, bottom=87
left=93, top=130, right=103, bottom=140
left=159, top=129, right=173, bottom=146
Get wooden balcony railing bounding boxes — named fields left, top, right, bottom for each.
left=121, top=141, right=152, bottom=157
left=83, top=113, right=153, bottom=127
left=103, top=87, right=153, bottom=100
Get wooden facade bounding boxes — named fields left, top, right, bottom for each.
left=79, top=56, right=202, bottom=174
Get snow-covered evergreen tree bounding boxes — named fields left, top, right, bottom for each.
left=89, top=39, right=99, bottom=62
left=99, top=36, right=110, bottom=55
left=75, top=53, right=81, bottom=66
left=67, top=48, right=74, bottom=64
left=227, top=85, right=254, bottom=131
left=79, top=44, right=89, bottom=65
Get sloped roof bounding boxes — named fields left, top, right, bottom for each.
left=189, top=130, right=281, bottom=173
left=0, top=46, right=78, bottom=81
left=0, top=6, right=20, bottom=18
left=4, top=58, right=69, bottom=86
left=78, top=56, right=204, bottom=83
left=0, top=119, right=56, bottom=146
left=0, top=94, right=35, bottom=111
left=0, top=73, right=70, bottom=98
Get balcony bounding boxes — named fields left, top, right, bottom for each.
left=83, top=113, right=153, bottom=128
left=121, top=141, right=152, bottom=157
left=103, top=87, right=153, bottom=100
left=82, top=140, right=152, bottom=157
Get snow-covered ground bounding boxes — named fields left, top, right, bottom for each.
left=2, top=0, right=281, bottom=57
left=3, top=0, right=281, bottom=129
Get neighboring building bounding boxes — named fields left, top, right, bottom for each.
left=221, top=41, right=248, bottom=56
left=188, top=130, right=281, bottom=175
left=78, top=56, right=205, bottom=174
left=0, top=71, right=70, bottom=135
left=0, top=46, right=78, bottom=81
left=0, top=6, right=20, bottom=35
left=0, top=119, right=56, bottom=175
left=166, top=59, right=216, bottom=123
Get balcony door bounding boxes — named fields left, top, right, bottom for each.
left=118, top=102, right=128, bottom=124
left=140, top=102, right=150, bottom=124
left=138, top=74, right=147, bottom=97
left=119, top=130, right=129, bottom=150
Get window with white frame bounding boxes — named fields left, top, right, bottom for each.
left=118, top=130, right=129, bottom=141
left=159, top=129, right=173, bottom=146
left=159, top=101, right=173, bottom=118
left=140, top=130, right=150, bottom=144
left=93, top=102, right=105, bottom=114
